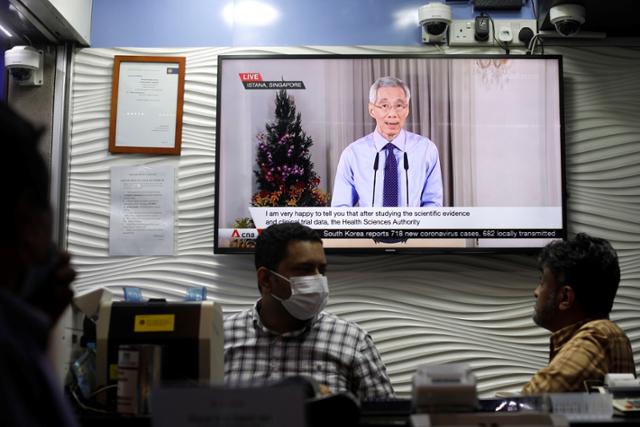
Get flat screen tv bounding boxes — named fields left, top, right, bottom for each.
left=214, top=54, right=566, bottom=253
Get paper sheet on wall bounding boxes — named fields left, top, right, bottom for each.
left=109, top=165, right=175, bottom=256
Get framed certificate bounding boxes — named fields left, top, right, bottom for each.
left=109, top=56, right=186, bottom=155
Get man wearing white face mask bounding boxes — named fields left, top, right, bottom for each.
left=224, top=222, right=394, bottom=400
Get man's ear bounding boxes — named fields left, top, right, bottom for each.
left=256, top=267, right=272, bottom=294
left=368, top=103, right=376, bottom=119
left=557, top=285, right=575, bottom=311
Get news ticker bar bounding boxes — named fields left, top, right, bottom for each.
left=318, top=229, right=562, bottom=239
left=219, top=228, right=563, bottom=240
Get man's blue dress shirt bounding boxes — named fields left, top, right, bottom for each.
left=331, top=129, right=443, bottom=207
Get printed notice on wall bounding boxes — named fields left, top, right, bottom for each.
left=109, top=165, right=175, bottom=256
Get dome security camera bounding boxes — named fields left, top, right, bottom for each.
left=418, top=3, right=452, bottom=44
left=4, top=46, right=43, bottom=86
left=550, top=4, right=586, bottom=37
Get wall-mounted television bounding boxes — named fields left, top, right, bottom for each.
left=214, top=54, right=566, bottom=253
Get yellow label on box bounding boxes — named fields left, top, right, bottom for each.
left=109, top=363, right=119, bottom=381
left=134, top=314, right=175, bottom=332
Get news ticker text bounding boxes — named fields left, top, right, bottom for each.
left=223, top=228, right=562, bottom=240
left=320, top=229, right=561, bottom=239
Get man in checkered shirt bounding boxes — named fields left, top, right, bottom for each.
left=224, top=222, right=394, bottom=400
left=522, top=233, right=636, bottom=393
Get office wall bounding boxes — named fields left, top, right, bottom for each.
left=90, top=0, right=534, bottom=48
left=66, top=45, right=640, bottom=397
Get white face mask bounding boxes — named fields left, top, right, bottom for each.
left=269, top=270, right=329, bottom=320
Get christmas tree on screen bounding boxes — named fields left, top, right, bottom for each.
left=252, top=89, right=329, bottom=207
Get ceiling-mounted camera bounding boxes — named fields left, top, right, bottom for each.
left=418, top=3, right=452, bottom=44
left=4, top=46, right=43, bottom=86
left=550, top=4, right=586, bottom=37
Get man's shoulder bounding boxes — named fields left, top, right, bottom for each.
left=0, top=290, right=49, bottom=346
left=316, top=311, right=369, bottom=336
left=317, top=310, right=358, bottom=325
left=580, top=318, right=629, bottom=337
left=223, top=307, right=257, bottom=343
left=224, top=307, right=254, bottom=326
left=562, top=319, right=631, bottom=348
left=404, top=130, right=435, bottom=146
left=346, top=132, right=375, bottom=149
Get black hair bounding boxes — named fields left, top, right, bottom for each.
left=538, top=233, right=620, bottom=317
left=254, top=222, right=322, bottom=271
left=0, top=103, right=48, bottom=244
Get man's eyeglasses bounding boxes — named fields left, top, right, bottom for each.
left=372, top=102, right=408, bottom=113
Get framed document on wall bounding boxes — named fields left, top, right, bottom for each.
left=109, top=55, right=186, bottom=155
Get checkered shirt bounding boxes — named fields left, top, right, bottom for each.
left=224, top=302, right=395, bottom=400
left=522, top=318, right=636, bottom=393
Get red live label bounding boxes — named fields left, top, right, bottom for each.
left=239, top=73, right=263, bottom=82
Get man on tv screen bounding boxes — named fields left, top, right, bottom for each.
left=522, top=233, right=636, bottom=393
left=224, top=222, right=394, bottom=400
left=331, top=76, right=443, bottom=208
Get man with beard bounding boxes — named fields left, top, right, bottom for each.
left=522, top=233, right=636, bottom=393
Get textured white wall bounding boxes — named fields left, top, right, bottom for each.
left=66, top=46, right=640, bottom=398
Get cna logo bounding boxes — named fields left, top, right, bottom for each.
left=231, top=229, right=260, bottom=239
left=225, top=228, right=263, bottom=248
left=239, top=72, right=263, bottom=82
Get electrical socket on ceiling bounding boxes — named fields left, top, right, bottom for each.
left=448, top=19, right=537, bottom=47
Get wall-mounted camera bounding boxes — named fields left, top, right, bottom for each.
left=550, top=4, right=586, bottom=37
left=4, top=46, right=43, bottom=87
left=418, top=3, right=452, bottom=44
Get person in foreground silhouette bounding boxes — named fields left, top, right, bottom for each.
left=0, top=103, right=78, bottom=426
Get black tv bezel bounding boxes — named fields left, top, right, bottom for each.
left=213, top=53, right=567, bottom=255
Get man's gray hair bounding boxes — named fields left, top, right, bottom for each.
left=368, top=76, right=411, bottom=104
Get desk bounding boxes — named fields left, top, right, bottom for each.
left=359, top=399, right=640, bottom=427
left=78, top=399, right=640, bottom=427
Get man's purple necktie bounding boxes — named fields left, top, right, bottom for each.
left=383, top=143, right=398, bottom=207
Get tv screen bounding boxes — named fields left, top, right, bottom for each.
left=214, top=54, right=565, bottom=253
